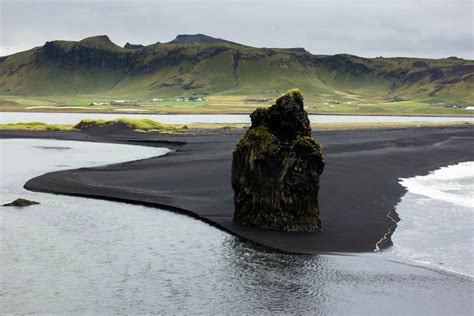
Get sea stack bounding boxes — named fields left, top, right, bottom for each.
left=231, top=89, right=325, bottom=232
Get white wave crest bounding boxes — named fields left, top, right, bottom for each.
left=392, top=161, right=474, bottom=277
left=399, top=161, right=474, bottom=208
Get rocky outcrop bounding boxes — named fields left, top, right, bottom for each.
left=231, top=89, right=325, bottom=232
left=40, top=39, right=136, bottom=70
left=169, top=34, right=230, bottom=44
left=124, top=42, right=145, bottom=49
left=3, top=198, right=40, bottom=207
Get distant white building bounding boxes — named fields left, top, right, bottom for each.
left=176, top=97, right=206, bottom=102
left=111, top=100, right=138, bottom=105
left=465, top=106, right=474, bottom=110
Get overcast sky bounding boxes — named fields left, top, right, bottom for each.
left=0, top=0, right=472, bottom=59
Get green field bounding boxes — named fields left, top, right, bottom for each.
left=1, top=34, right=473, bottom=116
left=0, top=94, right=471, bottom=116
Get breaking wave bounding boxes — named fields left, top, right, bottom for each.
left=391, top=162, right=474, bottom=277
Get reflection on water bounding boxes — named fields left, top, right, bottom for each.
left=219, top=240, right=333, bottom=314
left=34, top=146, right=72, bottom=150
left=1, top=139, right=472, bottom=314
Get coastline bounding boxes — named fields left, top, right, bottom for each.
left=2, top=108, right=474, bottom=117
left=2, top=125, right=474, bottom=254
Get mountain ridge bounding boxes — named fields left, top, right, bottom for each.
left=1, top=34, right=472, bottom=105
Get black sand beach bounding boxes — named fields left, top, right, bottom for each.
left=2, top=125, right=473, bottom=254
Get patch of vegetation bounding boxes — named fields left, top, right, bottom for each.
left=246, top=125, right=274, bottom=142
left=0, top=119, right=181, bottom=133
left=73, top=118, right=181, bottom=133
left=0, top=97, right=57, bottom=106
left=1, top=120, right=471, bottom=134
left=73, top=119, right=108, bottom=129
left=276, top=88, right=302, bottom=102
left=0, top=122, right=73, bottom=131
left=0, top=100, right=18, bottom=106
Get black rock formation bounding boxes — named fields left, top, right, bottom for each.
left=169, top=34, right=228, bottom=44
left=124, top=42, right=145, bottom=49
left=3, top=198, right=40, bottom=207
left=231, top=89, right=325, bottom=232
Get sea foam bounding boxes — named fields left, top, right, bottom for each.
left=391, top=161, right=474, bottom=277
left=399, top=161, right=474, bottom=208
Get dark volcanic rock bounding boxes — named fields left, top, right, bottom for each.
left=124, top=42, right=145, bottom=49
left=3, top=198, right=40, bottom=207
left=169, top=34, right=227, bottom=44
left=40, top=37, right=136, bottom=70
left=231, top=89, right=325, bottom=232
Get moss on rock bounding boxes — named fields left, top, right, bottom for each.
left=275, top=88, right=303, bottom=104
left=232, top=89, right=325, bottom=232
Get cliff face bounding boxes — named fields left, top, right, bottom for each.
left=36, top=36, right=137, bottom=71
left=231, top=89, right=325, bottom=232
left=124, top=42, right=145, bottom=49
left=36, top=36, right=232, bottom=73
left=1, top=34, right=472, bottom=103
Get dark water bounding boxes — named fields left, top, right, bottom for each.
left=1, top=139, right=473, bottom=314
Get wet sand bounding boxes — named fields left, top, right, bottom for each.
left=2, top=125, right=473, bottom=253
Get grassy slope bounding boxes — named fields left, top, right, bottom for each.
left=0, top=35, right=473, bottom=115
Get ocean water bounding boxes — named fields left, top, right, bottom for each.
left=1, top=139, right=473, bottom=314
left=392, top=162, right=474, bottom=277
left=1, top=111, right=473, bottom=125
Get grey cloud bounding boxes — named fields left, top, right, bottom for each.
left=0, top=0, right=472, bottom=59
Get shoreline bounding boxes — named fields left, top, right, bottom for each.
left=1, top=120, right=472, bottom=135
left=1, top=108, right=474, bottom=117
left=2, top=125, right=474, bottom=254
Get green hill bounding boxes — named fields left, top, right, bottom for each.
left=1, top=34, right=473, bottom=114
